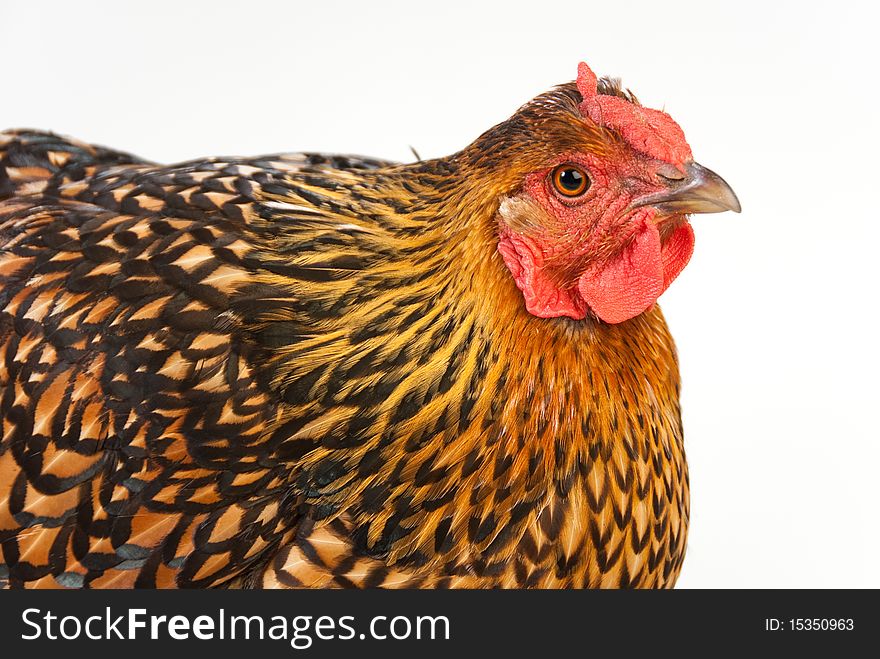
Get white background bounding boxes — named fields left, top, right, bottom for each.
left=2, top=1, right=877, bottom=588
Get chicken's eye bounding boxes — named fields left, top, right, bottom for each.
left=551, top=164, right=590, bottom=198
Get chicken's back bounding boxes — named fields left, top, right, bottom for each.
left=0, top=131, right=312, bottom=587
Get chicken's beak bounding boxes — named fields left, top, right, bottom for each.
left=636, top=161, right=741, bottom=215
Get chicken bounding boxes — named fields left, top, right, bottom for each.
left=0, top=61, right=739, bottom=589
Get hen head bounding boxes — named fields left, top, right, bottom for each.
left=472, top=61, right=740, bottom=324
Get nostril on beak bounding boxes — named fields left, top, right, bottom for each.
left=656, top=163, right=686, bottom=183
left=636, top=161, right=741, bottom=215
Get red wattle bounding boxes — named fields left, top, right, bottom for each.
left=577, top=220, right=693, bottom=324
left=499, top=219, right=693, bottom=324
left=661, top=222, right=694, bottom=289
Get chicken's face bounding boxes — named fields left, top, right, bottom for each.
left=494, top=62, right=740, bottom=324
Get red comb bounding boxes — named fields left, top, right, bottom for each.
left=576, top=62, right=692, bottom=167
